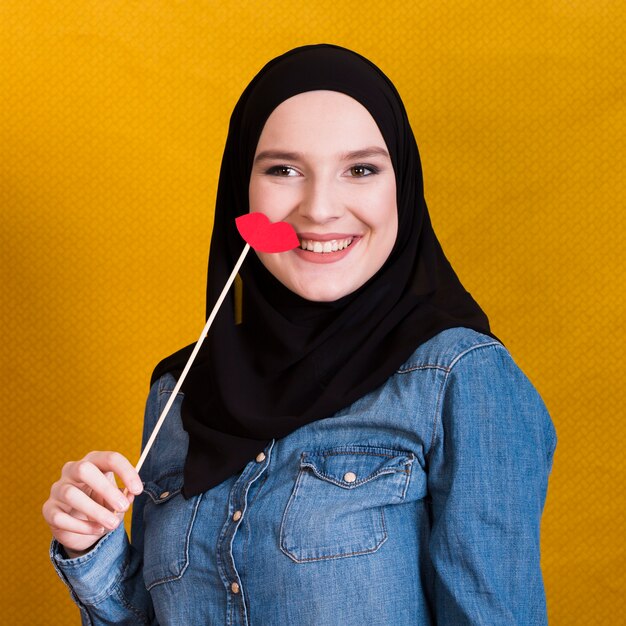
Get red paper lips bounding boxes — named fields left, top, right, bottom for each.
left=235, top=212, right=299, bottom=253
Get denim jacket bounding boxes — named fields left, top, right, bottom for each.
left=51, top=327, right=557, bottom=625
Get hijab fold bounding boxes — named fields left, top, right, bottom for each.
left=150, top=44, right=502, bottom=498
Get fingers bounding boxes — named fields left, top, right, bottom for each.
left=63, top=459, right=133, bottom=513
left=61, top=484, right=123, bottom=530
left=74, top=451, right=144, bottom=496
left=49, top=451, right=142, bottom=525
left=44, top=451, right=144, bottom=553
left=44, top=504, right=106, bottom=536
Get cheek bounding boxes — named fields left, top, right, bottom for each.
left=249, top=179, right=298, bottom=220
left=248, top=178, right=265, bottom=212
left=367, top=183, right=398, bottom=239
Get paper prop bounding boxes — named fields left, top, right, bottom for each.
left=115, top=214, right=298, bottom=513
left=235, top=212, right=300, bottom=253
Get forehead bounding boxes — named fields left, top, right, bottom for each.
left=256, top=90, right=386, bottom=150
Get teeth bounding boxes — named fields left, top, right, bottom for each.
left=300, top=237, right=354, bottom=254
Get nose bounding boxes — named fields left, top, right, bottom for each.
left=297, top=178, right=344, bottom=224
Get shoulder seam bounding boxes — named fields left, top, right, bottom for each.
left=397, top=340, right=504, bottom=375
left=426, top=341, right=507, bottom=457
left=157, top=371, right=183, bottom=397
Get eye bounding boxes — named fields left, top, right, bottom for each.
left=266, top=165, right=299, bottom=177
left=348, top=164, right=379, bottom=177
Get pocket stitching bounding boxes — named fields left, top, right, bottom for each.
left=144, top=492, right=203, bottom=590
left=301, top=460, right=412, bottom=489
left=279, top=447, right=413, bottom=563
left=301, top=448, right=415, bottom=493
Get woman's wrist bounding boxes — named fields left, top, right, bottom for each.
left=62, top=543, right=96, bottom=559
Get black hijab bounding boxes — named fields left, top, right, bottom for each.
left=151, top=43, right=502, bottom=498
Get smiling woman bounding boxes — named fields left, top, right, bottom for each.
left=45, top=44, right=557, bottom=625
left=250, top=90, right=398, bottom=301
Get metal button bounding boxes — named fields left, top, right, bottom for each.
left=343, top=472, right=357, bottom=483
left=231, top=581, right=240, bottom=594
left=232, top=510, right=242, bottom=522
left=159, top=491, right=170, bottom=499
left=255, top=452, right=266, bottom=462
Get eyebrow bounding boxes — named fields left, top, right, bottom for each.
left=253, top=146, right=390, bottom=163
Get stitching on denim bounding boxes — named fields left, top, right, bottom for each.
left=158, top=389, right=184, bottom=399
left=238, top=583, right=247, bottom=626
left=157, top=372, right=184, bottom=397
left=400, top=461, right=412, bottom=499
left=323, top=450, right=395, bottom=458
left=52, top=534, right=110, bottom=570
left=280, top=457, right=391, bottom=563
left=398, top=340, right=503, bottom=375
left=225, top=448, right=271, bottom=625
left=216, top=482, right=241, bottom=601
left=144, top=492, right=203, bottom=591
left=301, top=461, right=413, bottom=489
left=242, top=471, right=269, bottom=569
left=280, top=512, right=388, bottom=563
left=300, top=446, right=414, bottom=489
left=447, top=341, right=503, bottom=370
left=426, top=342, right=506, bottom=459
left=396, top=363, right=450, bottom=374
left=70, top=549, right=131, bottom=606
left=279, top=461, right=305, bottom=556
left=50, top=541, right=95, bottom=622
left=112, top=584, right=151, bottom=625
left=312, top=445, right=412, bottom=458
left=143, top=471, right=184, bottom=503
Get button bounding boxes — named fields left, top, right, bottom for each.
left=231, top=581, right=240, bottom=594
left=343, top=472, right=357, bottom=483
left=255, top=452, right=266, bottom=462
left=232, top=510, right=242, bottom=521
left=159, top=491, right=170, bottom=499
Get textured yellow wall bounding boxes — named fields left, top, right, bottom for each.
left=2, top=1, right=624, bottom=623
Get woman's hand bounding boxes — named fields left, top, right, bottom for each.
left=43, top=451, right=144, bottom=557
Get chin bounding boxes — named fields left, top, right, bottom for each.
left=293, top=283, right=358, bottom=302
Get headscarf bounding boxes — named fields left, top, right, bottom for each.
left=150, top=43, right=503, bottom=498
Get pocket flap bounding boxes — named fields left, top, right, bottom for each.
left=142, top=471, right=184, bottom=504
left=300, top=445, right=414, bottom=489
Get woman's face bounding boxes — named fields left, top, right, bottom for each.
left=249, top=90, right=398, bottom=302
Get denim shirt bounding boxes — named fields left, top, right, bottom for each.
left=50, top=327, right=557, bottom=625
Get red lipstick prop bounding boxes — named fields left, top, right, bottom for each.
left=115, top=214, right=298, bottom=512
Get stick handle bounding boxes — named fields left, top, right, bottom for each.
left=134, top=243, right=251, bottom=475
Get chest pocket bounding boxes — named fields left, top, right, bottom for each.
left=141, top=472, right=202, bottom=590
left=280, top=445, right=414, bottom=563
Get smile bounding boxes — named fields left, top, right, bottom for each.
left=299, top=237, right=354, bottom=254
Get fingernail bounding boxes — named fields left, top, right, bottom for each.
left=116, top=498, right=128, bottom=511
left=106, top=515, right=119, bottom=528
left=97, top=526, right=106, bottom=534
left=132, top=480, right=143, bottom=494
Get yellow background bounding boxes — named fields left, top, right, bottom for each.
left=2, top=1, right=624, bottom=623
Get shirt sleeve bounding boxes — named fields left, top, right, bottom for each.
left=426, top=342, right=557, bottom=625
left=49, top=380, right=161, bottom=625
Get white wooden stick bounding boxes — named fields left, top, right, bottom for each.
left=134, top=242, right=251, bottom=476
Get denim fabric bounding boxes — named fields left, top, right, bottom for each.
left=51, top=327, right=557, bottom=625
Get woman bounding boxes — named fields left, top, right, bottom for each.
left=44, top=44, right=557, bottom=624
